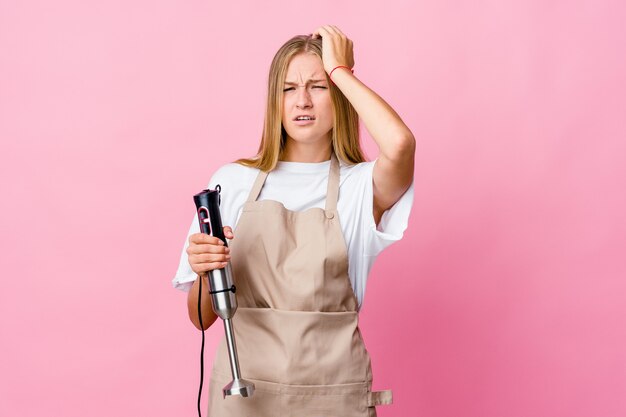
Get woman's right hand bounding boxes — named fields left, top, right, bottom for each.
left=186, top=226, right=234, bottom=277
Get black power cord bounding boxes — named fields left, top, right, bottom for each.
left=197, top=275, right=205, bottom=417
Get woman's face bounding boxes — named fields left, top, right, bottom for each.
left=281, top=53, right=334, bottom=148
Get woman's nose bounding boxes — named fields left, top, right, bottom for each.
left=296, top=87, right=312, bottom=108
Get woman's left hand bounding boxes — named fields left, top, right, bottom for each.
left=311, top=25, right=355, bottom=74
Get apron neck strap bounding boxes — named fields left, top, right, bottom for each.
left=324, top=152, right=340, bottom=213
left=247, top=168, right=269, bottom=203
left=246, top=152, right=341, bottom=212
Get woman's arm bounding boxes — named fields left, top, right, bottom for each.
left=187, top=274, right=218, bottom=330
left=313, top=26, right=416, bottom=225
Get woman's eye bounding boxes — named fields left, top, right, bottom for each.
left=283, top=86, right=326, bottom=92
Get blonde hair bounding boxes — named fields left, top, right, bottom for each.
left=234, top=34, right=366, bottom=171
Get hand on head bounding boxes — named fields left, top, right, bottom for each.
left=311, top=25, right=355, bottom=75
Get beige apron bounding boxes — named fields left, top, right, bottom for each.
left=208, top=153, right=392, bottom=417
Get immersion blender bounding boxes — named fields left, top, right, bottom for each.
left=193, top=185, right=255, bottom=398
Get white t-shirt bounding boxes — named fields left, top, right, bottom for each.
left=172, top=157, right=414, bottom=309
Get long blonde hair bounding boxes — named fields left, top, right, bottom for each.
left=234, top=34, right=366, bottom=171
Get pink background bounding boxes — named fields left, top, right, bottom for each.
left=1, top=1, right=625, bottom=416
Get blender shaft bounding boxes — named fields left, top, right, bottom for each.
left=223, top=318, right=242, bottom=380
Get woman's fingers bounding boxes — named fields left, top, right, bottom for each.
left=188, top=245, right=231, bottom=274
left=188, top=243, right=230, bottom=255
left=187, top=231, right=233, bottom=274
left=327, top=25, right=342, bottom=36
left=189, top=228, right=234, bottom=245
left=192, top=261, right=230, bottom=275
left=190, top=251, right=231, bottom=264
left=329, top=25, right=341, bottom=34
left=311, top=25, right=331, bottom=41
left=189, top=232, right=224, bottom=246
left=187, top=233, right=231, bottom=256
left=313, top=25, right=343, bottom=39
left=311, top=25, right=354, bottom=73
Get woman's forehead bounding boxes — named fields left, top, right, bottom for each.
left=285, top=53, right=324, bottom=81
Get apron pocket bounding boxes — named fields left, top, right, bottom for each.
left=210, top=373, right=387, bottom=417
left=280, top=381, right=371, bottom=417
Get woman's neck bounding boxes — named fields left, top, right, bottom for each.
left=281, top=138, right=332, bottom=162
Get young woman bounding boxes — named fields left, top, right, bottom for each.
left=173, top=25, right=415, bottom=416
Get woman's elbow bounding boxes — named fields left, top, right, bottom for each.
left=384, top=134, right=416, bottom=162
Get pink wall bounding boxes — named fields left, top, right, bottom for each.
left=1, top=1, right=625, bottom=416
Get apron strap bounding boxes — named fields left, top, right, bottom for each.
left=247, top=169, right=269, bottom=202
left=367, top=390, right=393, bottom=406
left=324, top=152, right=340, bottom=217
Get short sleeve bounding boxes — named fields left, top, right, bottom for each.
left=361, top=159, right=414, bottom=257
left=171, top=212, right=200, bottom=292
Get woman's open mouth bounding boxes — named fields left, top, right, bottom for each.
left=293, top=115, right=316, bottom=126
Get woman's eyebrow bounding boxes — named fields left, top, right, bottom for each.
left=284, top=79, right=327, bottom=85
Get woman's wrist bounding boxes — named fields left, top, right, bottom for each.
left=329, top=65, right=354, bottom=84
